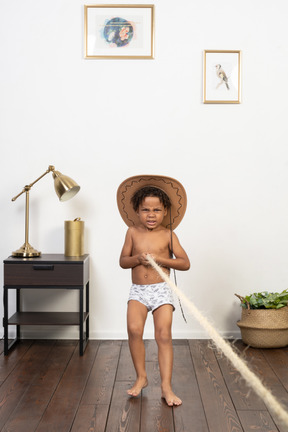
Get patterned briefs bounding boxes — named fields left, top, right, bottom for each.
left=128, top=282, right=175, bottom=312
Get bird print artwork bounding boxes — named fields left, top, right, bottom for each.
left=215, top=64, right=230, bottom=90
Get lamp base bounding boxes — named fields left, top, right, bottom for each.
left=12, top=242, right=41, bottom=258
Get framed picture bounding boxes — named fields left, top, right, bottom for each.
left=203, top=50, right=241, bottom=104
left=84, top=4, right=154, bottom=59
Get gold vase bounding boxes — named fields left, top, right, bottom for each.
left=64, top=218, right=84, bottom=257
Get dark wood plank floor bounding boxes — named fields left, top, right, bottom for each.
left=0, top=338, right=288, bottom=432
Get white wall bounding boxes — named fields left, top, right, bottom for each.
left=1, top=0, right=288, bottom=340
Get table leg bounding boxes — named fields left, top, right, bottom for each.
left=16, top=289, right=20, bottom=339
left=86, top=281, right=89, bottom=340
left=79, top=286, right=84, bottom=356
left=3, top=288, right=8, bottom=355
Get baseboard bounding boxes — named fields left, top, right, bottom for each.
left=8, top=328, right=241, bottom=340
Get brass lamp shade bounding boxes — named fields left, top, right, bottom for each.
left=53, top=171, right=81, bottom=202
left=12, top=165, right=80, bottom=258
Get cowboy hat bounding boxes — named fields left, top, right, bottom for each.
left=117, top=175, right=187, bottom=230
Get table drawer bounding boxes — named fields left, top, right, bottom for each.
left=4, top=263, right=83, bottom=286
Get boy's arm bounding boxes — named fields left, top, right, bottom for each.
left=153, top=232, right=190, bottom=271
left=119, top=228, right=142, bottom=269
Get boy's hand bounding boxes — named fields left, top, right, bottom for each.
left=138, top=253, right=153, bottom=267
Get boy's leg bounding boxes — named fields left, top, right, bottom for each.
left=127, top=300, right=148, bottom=396
left=153, top=304, right=182, bottom=406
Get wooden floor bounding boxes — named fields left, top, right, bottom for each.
left=0, top=339, right=288, bottom=432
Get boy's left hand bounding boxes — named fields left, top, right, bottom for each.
left=146, top=253, right=156, bottom=265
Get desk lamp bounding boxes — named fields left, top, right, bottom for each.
left=11, top=165, right=80, bottom=258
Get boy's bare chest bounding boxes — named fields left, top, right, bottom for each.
left=132, top=231, right=170, bottom=254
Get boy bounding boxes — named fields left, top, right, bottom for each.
left=117, top=175, right=190, bottom=406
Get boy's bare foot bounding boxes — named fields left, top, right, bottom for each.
left=127, top=377, right=148, bottom=397
left=161, top=388, right=182, bottom=406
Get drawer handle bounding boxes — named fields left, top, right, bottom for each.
left=33, top=265, right=54, bottom=271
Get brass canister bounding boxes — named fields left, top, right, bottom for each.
left=65, top=218, right=84, bottom=256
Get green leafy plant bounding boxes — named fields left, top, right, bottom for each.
left=235, top=290, right=288, bottom=309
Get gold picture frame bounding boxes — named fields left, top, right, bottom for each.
left=203, top=50, right=241, bottom=104
left=84, top=4, right=155, bottom=59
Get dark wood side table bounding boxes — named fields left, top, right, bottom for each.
left=3, top=254, right=89, bottom=356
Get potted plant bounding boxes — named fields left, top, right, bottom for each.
left=235, top=290, right=288, bottom=348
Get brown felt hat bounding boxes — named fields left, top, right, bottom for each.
left=117, top=175, right=187, bottom=230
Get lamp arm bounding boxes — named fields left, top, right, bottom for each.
left=11, top=165, right=55, bottom=202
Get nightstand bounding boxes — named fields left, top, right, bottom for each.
left=3, top=254, right=89, bottom=355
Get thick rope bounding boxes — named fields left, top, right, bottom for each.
left=146, top=255, right=288, bottom=428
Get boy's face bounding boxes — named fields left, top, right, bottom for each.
left=136, top=196, right=167, bottom=230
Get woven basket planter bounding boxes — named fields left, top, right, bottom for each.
left=237, top=306, right=288, bottom=348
